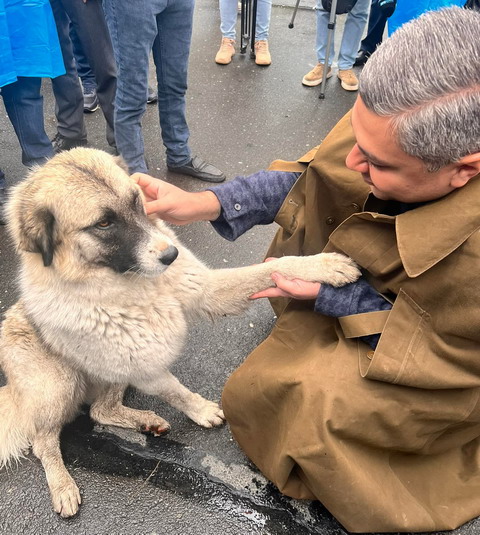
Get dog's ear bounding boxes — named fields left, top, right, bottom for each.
left=17, top=206, right=56, bottom=267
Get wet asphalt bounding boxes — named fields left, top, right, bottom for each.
left=1, top=1, right=480, bottom=534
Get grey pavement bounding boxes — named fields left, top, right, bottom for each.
left=1, top=1, right=479, bottom=534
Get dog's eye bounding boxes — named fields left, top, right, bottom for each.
left=95, top=220, right=113, bottom=229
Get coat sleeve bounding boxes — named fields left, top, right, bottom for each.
left=207, top=171, right=300, bottom=241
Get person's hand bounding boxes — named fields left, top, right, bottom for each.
left=131, top=173, right=222, bottom=224
left=249, top=258, right=321, bottom=300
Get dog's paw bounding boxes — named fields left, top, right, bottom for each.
left=187, top=396, right=226, bottom=428
left=51, top=479, right=81, bottom=518
left=136, top=410, right=171, bottom=436
left=317, top=253, right=361, bottom=287
left=140, top=422, right=171, bottom=437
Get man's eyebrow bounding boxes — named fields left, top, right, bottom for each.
left=357, top=144, right=392, bottom=167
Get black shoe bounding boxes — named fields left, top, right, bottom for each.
left=167, top=156, right=226, bottom=183
left=354, top=49, right=371, bottom=67
left=147, top=86, right=158, bottom=104
left=0, top=186, right=7, bottom=226
left=83, top=88, right=99, bottom=113
left=52, top=133, right=88, bottom=153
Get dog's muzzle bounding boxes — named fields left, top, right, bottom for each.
left=159, top=245, right=178, bottom=266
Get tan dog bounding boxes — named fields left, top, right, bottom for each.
left=0, top=148, right=360, bottom=517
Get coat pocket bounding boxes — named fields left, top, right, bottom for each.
left=359, top=289, right=431, bottom=386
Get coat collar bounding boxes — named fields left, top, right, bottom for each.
left=368, top=174, right=480, bottom=277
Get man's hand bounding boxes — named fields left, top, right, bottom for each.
left=131, top=173, right=222, bottom=224
left=249, top=258, right=321, bottom=300
left=250, top=273, right=321, bottom=299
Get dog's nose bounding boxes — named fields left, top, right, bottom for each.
left=159, top=245, right=178, bottom=266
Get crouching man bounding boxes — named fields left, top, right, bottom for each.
left=134, top=7, right=480, bottom=532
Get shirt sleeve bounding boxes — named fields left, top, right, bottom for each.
left=315, top=278, right=393, bottom=349
left=206, top=171, right=300, bottom=241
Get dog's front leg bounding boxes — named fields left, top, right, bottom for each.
left=90, top=383, right=170, bottom=436
left=137, top=372, right=225, bottom=428
left=198, top=252, right=360, bottom=317
left=32, top=432, right=81, bottom=518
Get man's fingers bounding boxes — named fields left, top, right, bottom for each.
left=250, top=288, right=289, bottom=299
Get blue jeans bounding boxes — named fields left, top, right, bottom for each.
left=219, top=0, right=272, bottom=41
left=104, top=0, right=193, bottom=173
left=316, top=0, right=370, bottom=70
left=1, top=77, right=54, bottom=167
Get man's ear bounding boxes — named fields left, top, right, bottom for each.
left=450, top=152, right=480, bottom=189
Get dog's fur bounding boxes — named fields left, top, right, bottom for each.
left=0, top=148, right=360, bottom=517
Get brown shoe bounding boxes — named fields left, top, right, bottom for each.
left=337, top=69, right=359, bottom=91
left=215, top=37, right=235, bottom=65
left=254, top=40, right=271, bottom=66
left=302, top=63, right=332, bottom=87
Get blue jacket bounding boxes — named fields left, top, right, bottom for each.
left=0, top=0, right=64, bottom=87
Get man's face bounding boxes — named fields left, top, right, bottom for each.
left=346, top=97, right=460, bottom=203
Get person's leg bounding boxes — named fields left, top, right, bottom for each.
left=60, top=0, right=117, bottom=147
left=153, top=0, right=193, bottom=168
left=254, top=0, right=272, bottom=65
left=69, top=22, right=96, bottom=92
left=69, top=21, right=99, bottom=113
left=49, top=0, right=87, bottom=144
left=301, top=0, right=334, bottom=86
left=337, top=0, right=370, bottom=70
left=255, top=0, right=272, bottom=40
left=1, top=77, right=54, bottom=167
left=155, top=0, right=225, bottom=182
left=219, top=0, right=237, bottom=38
left=359, top=0, right=387, bottom=54
left=103, top=0, right=156, bottom=172
left=316, top=0, right=336, bottom=66
left=215, top=0, right=237, bottom=64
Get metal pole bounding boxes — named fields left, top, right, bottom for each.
left=288, top=0, right=302, bottom=28
left=319, top=0, right=338, bottom=99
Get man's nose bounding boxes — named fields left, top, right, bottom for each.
left=346, top=144, right=368, bottom=173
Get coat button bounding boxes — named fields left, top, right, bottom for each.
left=351, top=203, right=360, bottom=211
left=366, top=350, right=375, bottom=360
left=234, top=203, right=241, bottom=211
left=325, top=216, right=335, bottom=225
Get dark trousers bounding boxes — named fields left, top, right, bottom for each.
left=359, top=0, right=388, bottom=54
left=49, top=0, right=116, bottom=145
left=70, top=23, right=96, bottom=92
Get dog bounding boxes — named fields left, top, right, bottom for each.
left=0, top=148, right=360, bottom=517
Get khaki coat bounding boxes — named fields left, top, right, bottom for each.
left=222, top=112, right=480, bottom=533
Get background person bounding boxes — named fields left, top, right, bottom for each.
left=302, top=0, right=370, bottom=91
left=103, top=0, right=225, bottom=183
left=0, top=0, right=65, bottom=224
left=133, top=8, right=480, bottom=532
left=215, top=0, right=273, bottom=66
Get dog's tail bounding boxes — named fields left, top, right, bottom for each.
left=0, top=385, right=31, bottom=468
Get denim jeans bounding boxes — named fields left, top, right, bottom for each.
left=219, top=0, right=272, bottom=41
left=1, top=77, right=54, bottom=167
left=316, top=0, right=370, bottom=70
left=104, top=0, right=194, bottom=173
left=70, top=22, right=97, bottom=92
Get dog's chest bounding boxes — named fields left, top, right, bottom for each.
left=33, top=298, right=188, bottom=384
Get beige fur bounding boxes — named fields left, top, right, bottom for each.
left=0, top=148, right=360, bottom=517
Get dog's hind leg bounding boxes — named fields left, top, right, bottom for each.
left=138, top=371, right=225, bottom=428
left=32, top=431, right=82, bottom=518
left=90, top=384, right=170, bottom=436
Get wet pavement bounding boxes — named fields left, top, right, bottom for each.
left=1, top=1, right=480, bottom=534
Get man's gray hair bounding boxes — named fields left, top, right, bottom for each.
left=359, top=7, right=480, bottom=171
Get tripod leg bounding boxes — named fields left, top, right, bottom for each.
left=288, top=0, right=302, bottom=28
left=319, top=0, right=338, bottom=99
left=250, top=0, right=257, bottom=59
